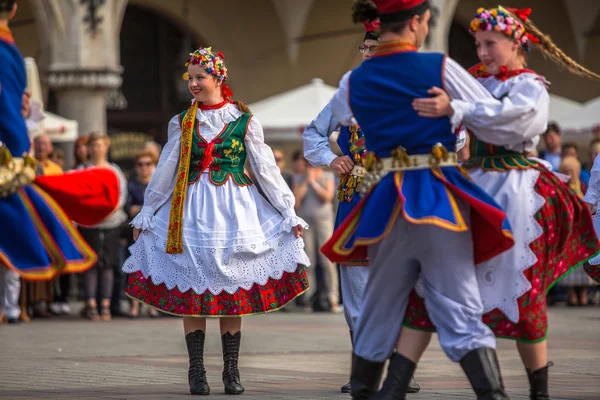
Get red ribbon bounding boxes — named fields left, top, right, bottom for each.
left=363, top=19, right=380, bottom=33
left=505, top=7, right=532, bottom=22
left=222, top=82, right=234, bottom=101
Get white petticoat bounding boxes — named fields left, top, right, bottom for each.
left=415, top=166, right=544, bottom=323
left=122, top=174, right=311, bottom=295
left=589, top=213, right=600, bottom=265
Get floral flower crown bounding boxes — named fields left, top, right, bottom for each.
left=469, top=6, right=539, bottom=51
left=185, top=47, right=228, bottom=81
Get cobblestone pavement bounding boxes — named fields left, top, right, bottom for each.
left=0, top=306, right=598, bottom=399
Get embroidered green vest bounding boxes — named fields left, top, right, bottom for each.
left=178, top=110, right=253, bottom=186
left=463, top=134, right=539, bottom=172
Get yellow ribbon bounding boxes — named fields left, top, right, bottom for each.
left=166, top=100, right=199, bottom=254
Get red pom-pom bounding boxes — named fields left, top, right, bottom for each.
left=217, top=51, right=225, bottom=59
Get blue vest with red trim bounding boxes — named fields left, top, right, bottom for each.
left=349, top=52, right=453, bottom=156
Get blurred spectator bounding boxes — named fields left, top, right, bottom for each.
left=124, top=151, right=159, bottom=318
left=539, top=122, right=562, bottom=171
left=273, top=148, right=293, bottom=189
left=557, top=156, right=595, bottom=304
left=24, top=134, right=65, bottom=319
left=143, top=141, right=162, bottom=162
left=33, top=134, right=63, bottom=176
left=50, top=147, right=66, bottom=170
left=561, top=142, right=590, bottom=185
left=77, top=132, right=128, bottom=321
left=73, top=135, right=89, bottom=169
left=292, top=151, right=340, bottom=313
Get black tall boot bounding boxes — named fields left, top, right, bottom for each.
left=350, top=353, right=385, bottom=400
left=460, top=348, right=510, bottom=400
left=372, top=353, right=417, bottom=399
left=222, top=331, right=244, bottom=395
left=185, top=330, right=210, bottom=396
left=527, top=363, right=552, bottom=400
left=341, top=331, right=353, bottom=393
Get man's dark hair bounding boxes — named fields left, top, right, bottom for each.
left=0, top=0, right=16, bottom=13
left=544, top=122, right=561, bottom=135
left=561, top=142, right=578, bottom=152
left=292, top=150, right=304, bottom=162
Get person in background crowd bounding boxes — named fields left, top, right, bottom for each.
left=77, top=132, right=128, bottom=321
left=143, top=141, right=162, bottom=162
left=50, top=147, right=66, bottom=170
left=557, top=156, right=595, bottom=305
left=273, top=148, right=293, bottom=189
left=33, top=134, right=62, bottom=176
left=539, top=122, right=562, bottom=171
left=292, top=151, right=340, bottom=313
left=589, top=139, right=600, bottom=165
left=73, top=135, right=89, bottom=169
left=562, top=142, right=590, bottom=185
left=124, top=150, right=159, bottom=318
left=24, top=134, right=66, bottom=318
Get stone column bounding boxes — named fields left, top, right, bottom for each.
left=423, top=0, right=459, bottom=54
left=27, top=0, right=128, bottom=168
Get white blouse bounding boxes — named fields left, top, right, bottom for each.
left=132, top=103, right=302, bottom=231
left=330, top=57, right=549, bottom=153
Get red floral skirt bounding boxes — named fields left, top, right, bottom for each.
left=126, top=265, right=309, bottom=317
left=403, top=168, right=600, bottom=342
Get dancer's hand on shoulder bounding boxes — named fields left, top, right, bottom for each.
left=330, top=156, right=354, bottom=175
left=412, top=87, right=453, bottom=118
left=133, top=227, right=142, bottom=241
left=292, top=224, right=304, bottom=238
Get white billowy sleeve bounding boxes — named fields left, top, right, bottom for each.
left=130, top=116, right=181, bottom=230
left=584, top=156, right=600, bottom=206
left=302, top=101, right=339, bottom=168
left=245, top=116, right=308, bottom=232
left=444, top=57, right=549, bottom=152
left=330, top=71, right=357, bottom=126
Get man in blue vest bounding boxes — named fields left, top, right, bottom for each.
left=320, top=0, right=513, bottom=398
left=303, top=19, right=420, bottom=395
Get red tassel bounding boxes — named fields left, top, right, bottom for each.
left=221, top=82, right=234, bottom=100
left=526, top=32, right=540, bottom=44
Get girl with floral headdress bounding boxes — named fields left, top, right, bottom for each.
left=408, top=5, right=600, bottom=400
left=122, top=47, right=310, bottom=396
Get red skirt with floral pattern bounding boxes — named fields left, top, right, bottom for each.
left=126, top=265, right=309, bottom=317
left=403, top=168, right=600, bottom=342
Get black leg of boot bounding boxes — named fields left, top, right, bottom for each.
left=371, top=353, right=417, bottom=400
left=222, top=331, right=244, bottom=395
left=527, top=362, right=552, bottom=400
left=350, top=353, right=385, bottom=400
left=185, top=330, right=210, bottom=396
left=460, top=348, right=510, bottom=400
left=341, top=331, right=353, bottom=393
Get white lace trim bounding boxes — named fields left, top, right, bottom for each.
left=589, top=213, right=600, bottom=265
left=475, top=168, right=544, bottom=322
left=415, top=168, right=544, bottom=323
left=122, top=230, right=310, bottom=295
left=130, top=211, right=155, bottom=230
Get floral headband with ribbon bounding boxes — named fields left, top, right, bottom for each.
left=184, top=47, right=233, bottom=100
left=469, top=6, right=539, bottom=51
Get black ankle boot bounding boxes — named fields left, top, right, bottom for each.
left=341, top=330, right=353, bottom=393
left=185, top=330, right=210, bottom=396
left=371, top=353, right=417, bottom=399
left=407, top=375, right=421, bottom=393
left=460, top=348, right=510, bottom=400
left=222, top=331, right=244, bottom=395
left=527, top=363, right=552, bottom=400
left=350, top=353, right=385, bottom=400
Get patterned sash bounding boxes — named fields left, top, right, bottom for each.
left=166, top=100, right=199, bottom=254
